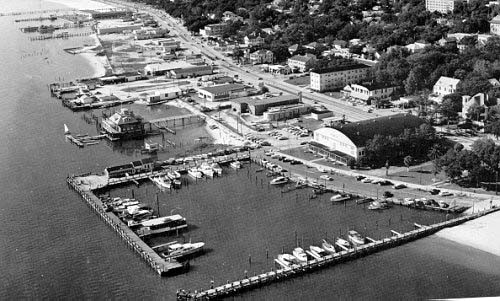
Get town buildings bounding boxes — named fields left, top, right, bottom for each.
left=348, top=83, right=396, bottom=102
left=231, top=94, right=300, bottom=115
left=310, top=64, right=371, bottom=92
left=287, top=53, right=316, bottom=72
left=197, top=84, right=249, bottom=102
left=432, top=76, right=461, bottom=96
left=425, top=0, right=460, bottom=13
left=199, top=23, right=227, bottom=37
left=249, top=50, right=274, bottom=64
left=491, top=15, right=500, bottom=35
left=144, top=87, right=183, bottom=104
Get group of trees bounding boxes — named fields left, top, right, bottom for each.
left=361, top=123, right=443, bottom=168
left=438, top=138, right=500, bottom=187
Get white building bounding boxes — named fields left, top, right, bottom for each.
left=432, top=76, right=461, bottom=96
left=199, top=23, right=227, bottom=37
left=144, top=87, right=183, bottom=104
left=287, top=54, right=316, bottom=72
left=197, top=83, right=248, bottom=102
left=96, top=20, right=142, bottom=35
left=244, top=34, right=265, bottom=47
left=491, top=15, right=500, bottom=35
left=425, top=0, right=460, bottom=13
left=349, top=83, right=396, bottom=102
left=249, top=49, right=274, bottom=64
left=462, top=93, right=487, bottom=119
left=310, top=64, right=371, bottom=92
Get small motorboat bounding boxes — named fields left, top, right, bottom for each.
left=368, top=200, right=390, bottom=210
left=230, top=161, right=242, bottom=169
left=276, top=254, right=297, bottom=267
left=347, top=230, right=365, bottom=246
left=310, top=245, right=328, bottom=257
left=335, top=237, right=351, bottom=250
left=210, top=162, right=223, bottom=175
left=162, top=241, right=205, bottom=259
left=187, top=168, right=203, bottom=179
left=321, top=239, right=337, bottom=254
left=270, top=176, right=289, bottom=185
left=292, top=247, right=308, bottom=263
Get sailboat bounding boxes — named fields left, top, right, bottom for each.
left=64, top=124, right=70, bottom=135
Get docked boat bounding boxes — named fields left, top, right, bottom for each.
left=167, top=170, right=181, bottom=180
left=199, top=163, right=215, bottom=178
left=330, top=194, right=351, bottom=203
left=136, top=214, right=187, bottom=237
left=292, top=247, right=308, bottom=263
left=368, top=200, right=390, bottom=210
left=270, top=176, right=289, bottom=185
left=210, top=162, right=223, bottom=175
left=187, top=168, right=203, bottom=179
left=64, top=124, right=70, bottom=135
left=230, top=161, right=242, bottom=169
left=321, top=239, right=337, bottom=254
left=335, top=237, right=351, bottom=250
left=347, top=230, right=365, bottom=246
left=151, top=176, right=171, bottom=189
left=162, top=241, right=205, bottom=259
left=309, top=245, right=328, bottom=257
left=172, top=178, right=182, bottom=189
left=276, top=254, right=297, bottom=267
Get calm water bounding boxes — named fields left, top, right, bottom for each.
left=1, top=0, right=499, bottom=299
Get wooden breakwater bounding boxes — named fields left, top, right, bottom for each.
left=177, top=205, right=500, bottom=300
left=29, top=31, right=93, bottom=41
left=66, top=176, right=186, bottom=276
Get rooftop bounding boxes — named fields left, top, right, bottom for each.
left=232, top=94, right=299, bottom=106
left=325, top=113, right=426, bottom=146
left=351, top=82, right=396, bottom=91
left=289, top=53, right=316, bottom=63
left=434, top=76, right=460, bottom=87
left=199, top=83, right=246, bottom=94
left=311, top=64, right=370, bottom=74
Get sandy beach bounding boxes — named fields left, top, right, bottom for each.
left=43, top=0, right=114, bottom=10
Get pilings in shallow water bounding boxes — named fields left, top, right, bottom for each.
left=66, top=176, right=185, bottom=276
left=177, top=205, right=500, bottom=300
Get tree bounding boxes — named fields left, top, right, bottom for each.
left=403, top=155, right=413, bottom=172
left=428, top=143, right=443, bottom=177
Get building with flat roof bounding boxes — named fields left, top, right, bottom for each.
left=425, top=0, right=461, bottom=13
left=96, top=20, right=142, bottom=35
left=199, top=23, right=227, bottom=37
left=250, top=50, right=274, bottom=65
left=231, top=94, right=300, bottom=115
left=144, top=61, right=193, bottom=76
left=263, top=103, right=312, bottom=121
left=197, top=84, right=248, bottom=102
left=168, top=65, right=213, bottom=79
left=310, top=64, right=371, bottom=92
left=311, top=114, right=425, bottom=164
left=348, top=83, right=396, bottom=102
left=144, top=87, right=183, bottom=104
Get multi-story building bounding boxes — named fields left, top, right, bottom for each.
left=287, top=53, right=316, bottom=72
left=199, top=23, right=227, bottom=37
left=310, top=64, right=371, bottom=92
left=197, top=84, right=248, bottom=102
left=491, top=15, right=500, bottom=35
left=432, top=76, right=461, bottom=96
left=244, top=34, right=265, bottom=47
left=425, top=0, right=460, bottom=13
left=349, top=83, right=396, bottom=102
left=101, top=108, right=147, bottom=139
left=249, top=50, right=274, bottom=64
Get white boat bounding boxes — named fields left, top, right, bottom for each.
left=210, top=162, right=223, bottom=175
left=368, top=200, right=390, bottom=210
left=321, top=239, right=337, bottom=254
left=64, top=123, right=70, bottom=135
left=187, top=168, right=203, bottom=179
left=162, top=241, right=205, bottom=259
left=230, top=161, right=242, bottom=169
left=335, top=237, right=351, bottom=250
left=270, top=176, right=289, bottom=185
left=310, top=245, right=328, bottom=257
left=276, top=254, right=297, bottom=267
left=330, top=194, right=351, bottom=202
left=136, top=214, right=187, bottom=237
left=167, top=170, right=181, bottom=179
left=347, top=230, right=365, bottom=246
left=199, top=163, right=215, bottom=178
left=151, top=176, right=171, bottom=189
left=292, top=247, right=308, bottom=263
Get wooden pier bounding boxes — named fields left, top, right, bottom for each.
left=29, top=31, right=94, bottom=41
left=177, top=205, right=500, bottom=300
left=66, top=176, right=186, bottom=276
left=149, top=114, right=205, bottom=130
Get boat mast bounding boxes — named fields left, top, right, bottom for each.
left=156, top=193, right=160, bottom=217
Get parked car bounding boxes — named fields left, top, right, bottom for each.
left=430, top=189, right=440, bottom=195
left=394, top=183, right=407, bottom=189
left=438, top=191, right=453, bottom=197
left=320, top=175, right=334, bottom=181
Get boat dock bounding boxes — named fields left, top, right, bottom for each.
left=177, top=205, right=500, bottom=300
left=29, top=31, right=94, bottom=41
left=66, top=176, right=185, bottom=276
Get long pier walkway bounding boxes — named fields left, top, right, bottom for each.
left=177, top=205, right=500, bottom=300
left=149, top=114, right=205, bottom=129
left=66, top=176, right=185, bottom=276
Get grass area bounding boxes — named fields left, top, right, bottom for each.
left=284, top=75, right=310, bottom=86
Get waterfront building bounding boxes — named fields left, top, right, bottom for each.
left=310, top=114, right=425, bottom=164
left=310, top=64, right=371, bottom=92
left=432, top=76, right=460, bottom=96
left=287, top=53, right=316, bottom=72
left=104, top=163, right=135, bottom=178
left=134, top=28, right=169, bottom=40
left=144, top=87, right=182, bottom=104
left=491, top=15, right=500, bottom=35
left=249, top=50, right=274, bottom=64
left=96, top=20, right=142, bottom=35
left=144, top=61, right=193, bottom=76
left=197, top=84, right=249, bottom=102
left=101, top=108, right=147, bottom=139
left=425, top=0, right=461, bottom=13
left=231, top=94, right=300, bottom=115
left=348, top=83, right=396, bottom=102
left=84, top=9, right=130, bottom=20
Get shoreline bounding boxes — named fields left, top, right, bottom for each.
left=43, top=0, right=114, bottom=10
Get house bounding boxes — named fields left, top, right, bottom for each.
left=199, top=23, right=227, bottom=37
left=222, top=11, right=243, bottom=22
left=489, top=78, right=500, bottom=88
left=144, top=87, right=182, bottom=104
left=156, top=38, right=181, bottom=51
left=104, top=163, right=135, bottom=178
left=310, top=64, right=371, bottom=92
left=244, top=34, right=265, bottom=47
left=197, top=83, right=248, bottom=102
left=288, top=44, right=300, bottom=55
left=332, top=40, right=348, bottom=49
left=310, top=114, right=426, bottom=164
left=490, top=15, right=500, bottom=35
left=304, top=42, right=321, bottom=51
left=404, top=41, right=431, bottom=53
left=433, top=76, right=461, bottom=96
left=348, top=83, right=396, bottom=102
left=462, top=93, right=487, bottom=119
left=249, top=49, right=274, bottom=64
left=425, top=0, right=461, bottom=13
left=262, top=28, right=274, bottom=35
left=287, top=53, right=317, bottom=72
left=101, top=108, right=147, bottom=139
left=131, top=157, right=155, bottom=173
